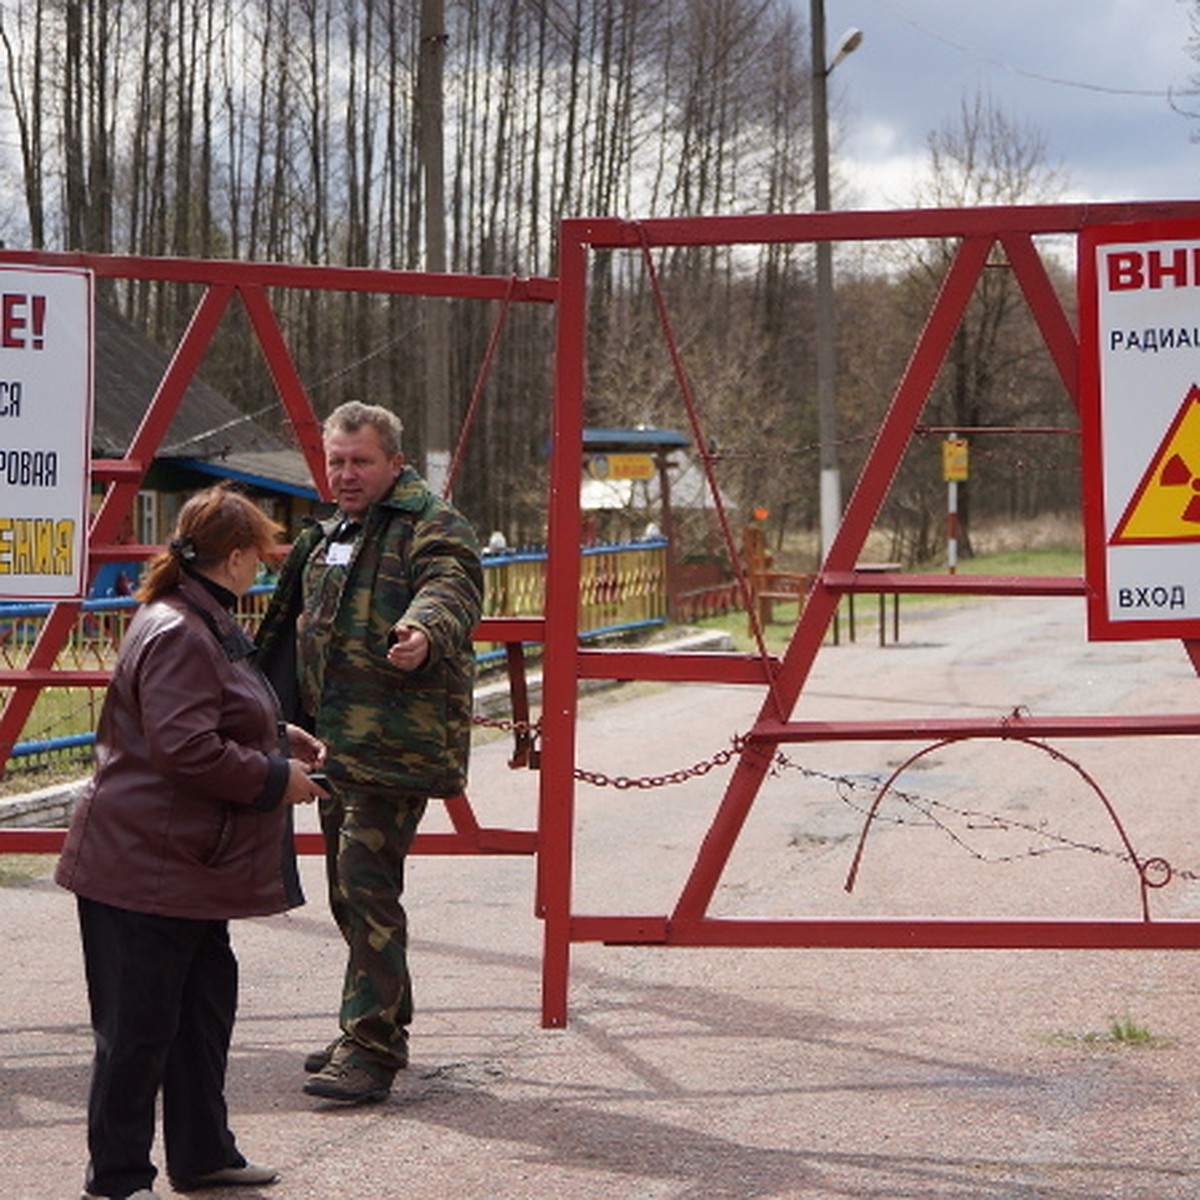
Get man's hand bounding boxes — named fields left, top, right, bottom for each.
left=387, top=623, right=429, bottom=671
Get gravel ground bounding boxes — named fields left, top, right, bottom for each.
left=5, top=594, right=1200, bottom=1199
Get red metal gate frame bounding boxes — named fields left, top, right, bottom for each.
left=0, top=250, right=555, bottom=858
left=536, top=201, right=1200, bottom=1028
left=10, top=206, right=1200, bottom=1031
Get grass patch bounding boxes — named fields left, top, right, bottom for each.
left=0, top=761, right=89, bottom=799
left=0, top=854, right=51, bottom=887
left=1106, top=1016, right=1159, bottom=1046
left=1046, top=1015, right=1169, bottom=1050
left=944, top=545, right=1083, bottom=577
left=692, top=542, right=1084, bottom=655
left=691, top=609, right=796, bottom=657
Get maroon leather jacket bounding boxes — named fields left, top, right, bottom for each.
left=56, top=574, right=303, bottom=919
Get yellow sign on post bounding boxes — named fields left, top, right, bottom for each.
left=942, top=437, right=969, bottom=482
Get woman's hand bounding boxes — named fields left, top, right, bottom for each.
left=283, top=759, right=330, bottom=806
left=285, top=724, right=326, bottom=769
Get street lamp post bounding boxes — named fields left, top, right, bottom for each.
left=419, top=0, right=451, bottom=497
left=810, top=1, right=862, bottom=562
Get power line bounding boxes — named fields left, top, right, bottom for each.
left=873, top=0, right=1194, bottom=99
left=159, top=315, right=428, bottom=456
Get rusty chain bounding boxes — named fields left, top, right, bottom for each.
left=474, top=712, right=540, bottom=739
left=574, top=736, right=748, bottom=790
left=474, top=712, right=747, bottom=788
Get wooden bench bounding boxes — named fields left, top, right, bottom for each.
left=742, top=526, right=813, bottom=631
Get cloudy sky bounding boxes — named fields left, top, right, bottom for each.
left=815, top=0, right=1199, bottom=208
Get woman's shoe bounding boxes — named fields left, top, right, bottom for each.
left=170, top=1162, right=279, bottom=1190
left=83, top=1190, right=161, bottom=1199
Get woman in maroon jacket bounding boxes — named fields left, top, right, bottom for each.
left=57, top=486, right=328, bottom=1200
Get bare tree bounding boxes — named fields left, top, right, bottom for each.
left=0, top=0, right=835, bottom=545
left=0, top=0, right=47, bottom=246
left=881, top=91, right=1070, bottom=559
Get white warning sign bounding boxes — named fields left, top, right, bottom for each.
left=0, top=265, right=94, bottom=599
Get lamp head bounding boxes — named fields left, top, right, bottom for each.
left=830, top=27, right=863, bottom=71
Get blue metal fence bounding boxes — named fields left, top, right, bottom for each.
left=2, top=539, right=670, bottom=765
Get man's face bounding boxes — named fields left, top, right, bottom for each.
left=324, top=425, right=404, bottom=519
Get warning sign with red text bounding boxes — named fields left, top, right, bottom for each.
left=1080, top=222, right=1200, bottom=638
left=0, top=265, right=93, bottom=599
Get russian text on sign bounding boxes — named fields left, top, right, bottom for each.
left=1107, top=247, right=1200, bottom=291
left=0, top=517, right=76, bottom=575
left=0, top=449, right=59, bottom=486
left=1116, top=585, right=1188, bottom=610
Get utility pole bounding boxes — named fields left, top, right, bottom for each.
left=810, top=1, right=862, bottom=562
left=419, top=0, right=451, bottom=496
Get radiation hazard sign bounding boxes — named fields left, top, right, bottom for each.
left=1080, top=219, right=1200, bottom=640
left=1109, top=384, right=1200, bottom=544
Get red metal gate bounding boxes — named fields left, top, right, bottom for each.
left=535, top=201, right=1200, bottom=1027
left=8, top=203, right=1200, bottom=1030
left=0, top=250, right=555, bottom=857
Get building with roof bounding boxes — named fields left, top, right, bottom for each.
left=90, top=305, right=319, bottom=594
left=579, top=425, right=732, bottom=542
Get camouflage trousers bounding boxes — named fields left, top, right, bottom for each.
left=319, top=783, right=427, bottom=1071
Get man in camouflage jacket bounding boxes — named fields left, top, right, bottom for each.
left=256, top=401, right=483, bottom=1104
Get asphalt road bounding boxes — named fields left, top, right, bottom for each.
left=6, top=593, right=1200, bottom=1199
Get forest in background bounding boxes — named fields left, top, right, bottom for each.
left=0, top=0, right=1096, bottom=562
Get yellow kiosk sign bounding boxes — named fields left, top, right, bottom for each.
left=587, top=453, right=656, bottom=481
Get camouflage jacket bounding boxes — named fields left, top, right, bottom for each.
left=255, top=467, right=483, bottom=795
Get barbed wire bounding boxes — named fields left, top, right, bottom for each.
left=767, top=750, right=1198, bottom=882
left=473, top=711, right=1199, bottom=885
left=8, top=703, right=1193, bottom=890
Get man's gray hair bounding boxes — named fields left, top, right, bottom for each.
left=324, top=401, right=405, bottom=458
